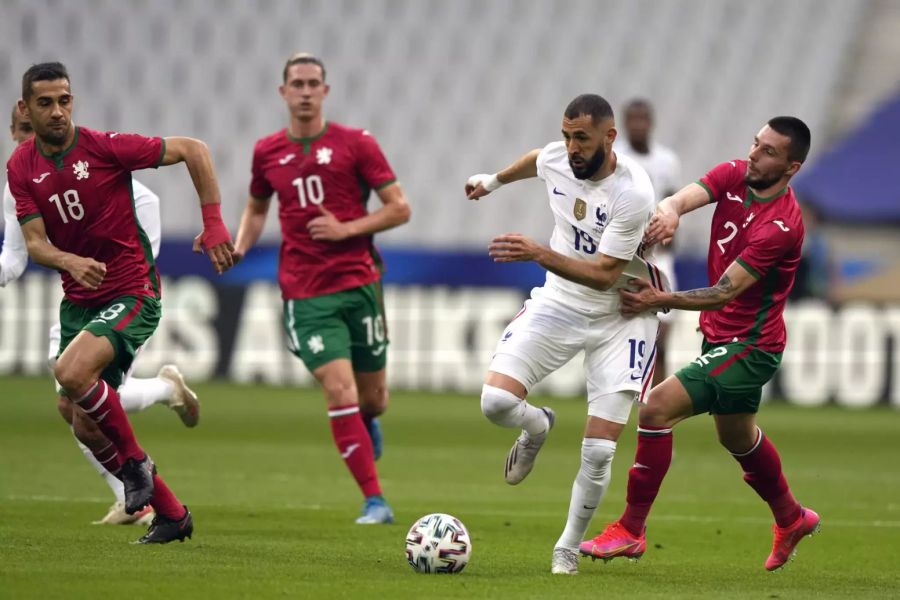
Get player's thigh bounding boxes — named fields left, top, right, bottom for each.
left=639, top=375, right=695, bottom=428
left=284, top=295, right=352, bottom=371
left=488, top=294, right=586, bottom=392
left=345, top=282, right=389, bottom=373
left=583, top=313, right=659, bottom=412
left=675, top=340, right=781, bottom=416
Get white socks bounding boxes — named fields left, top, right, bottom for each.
left=555, top=437, right=617, bottom=550
left=481, top=385, right=548, bottom=436
left=118, top=376, right=174, bottom=413
left=72, top=428, right=125, bottom=503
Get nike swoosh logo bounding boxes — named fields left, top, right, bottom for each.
left=341, top=443, right=360, bottom=459
left=371, top=343, right=386, bottom=356
left=633, top=462, right=649, bottom=470
left=279, top=153, right=296, bottom=165
left=630, top=373, right=643, bottom=381
left=32, top=172, right=50, bottom=183
left=725, top=192, right=743, bottom=203
left=583, top=505, right=597, bottom=510
left=552, top=187, right=565, bottom=196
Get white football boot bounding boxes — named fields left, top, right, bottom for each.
left=92, top=501, right=155, bottom=525
left=551, top=547, right=579, bottom=575
left=504, top=407, right=555, bottom=485
left=158, top=364, right=200, bottom=428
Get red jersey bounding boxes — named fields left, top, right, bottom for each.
left=697, top=160, right=804, bottom=352
left=7, top=126, right=163, bottom=307
left=249, top=121, right=396, bottom=299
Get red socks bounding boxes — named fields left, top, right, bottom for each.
left=73, top=380, right=144, bottom=461
left=328, top=405, right=381, bottom=498
left=150, top=473, right=186, bottom=520
left=620, top=425, right=673, bottom=537
left=732, top=429, right=801, bottom=527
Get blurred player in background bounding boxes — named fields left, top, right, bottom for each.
left=7, top=62, right=235, bottom=543
left=234, top=53, right=410, bottom=524
left=2, top=104, right=200, bottom=526
left=581, top=117, right=820, bottom=571
left=466, top=94, right=668, bottom=574
left=614, top=98, right=682, bottom=385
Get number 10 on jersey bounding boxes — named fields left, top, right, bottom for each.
left=292, top=175, right=324, bottom=208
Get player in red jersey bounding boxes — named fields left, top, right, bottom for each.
left=234, top=53, right=410, bottom=524
left=7, top=62, right=234, bottom=544
left=580, top=117, right=820, bottom=570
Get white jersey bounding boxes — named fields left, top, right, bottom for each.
left=613, top=140, right=682, bottom=204
left=1, top=179, right=161, bottom=287
left=535, top=141, right=668, bottom=316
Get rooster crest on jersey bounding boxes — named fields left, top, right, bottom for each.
left=573, top=198, right=587, bottom=220
left=73, top=160, right=90, bottom=180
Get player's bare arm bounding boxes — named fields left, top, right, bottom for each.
left=160, top=136, right=235, bottom=273
left=645, top=182, right=712, bottom=246
left=466, top=149, right=541, bottom=200
left=307, top=181, right=411, bottom=242
left=489, top=233, right=629, bottom=291
left=20, top=217, right=106, bottom=290
left=619, top=259, right=757, bottom=316
left=233, top=195, right=272, bottom=262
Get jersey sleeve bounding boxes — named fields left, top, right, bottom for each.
left=736, top=219, right=800, bottom=279
left=535, top=142, right=556, bottom=181
left=249, top=141, right=274, bottom=199
left=697, top=160, right=743, bottom=203
left=0, top=183, right=30, bottom=286
left=597, top=187, right=653, bottom=261
left=105, top=131, right=166, bottom=171
left=7, top=156, right=40, bottom=225
left=355, top=131, right=396, bottom=190
left=131, top=179, right=162, bottom=259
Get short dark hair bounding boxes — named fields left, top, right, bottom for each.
left=22, top=62, right=70, bottom=101
left=767, top=116, right=811, bottom=163
left=564, top=94, right=614, bottom=124
left=282, top=52, right=326, bottom=83
left=623, top=97, right=654, bottom=119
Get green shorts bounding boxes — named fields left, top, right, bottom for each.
left=675, top=339, right=782, bottom=415
left=283, top=282, right=388, bottom=373
left=57, top=295, right=161, bottom=389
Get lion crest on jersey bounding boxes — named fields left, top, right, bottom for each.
left=73, top=160, right=90, bottom=180
left=573, top=198, right=587, bottom=220
left=316, top=147, right=333, bottom=165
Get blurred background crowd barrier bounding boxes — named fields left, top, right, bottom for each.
left=2, top=0, right=898, bottom=405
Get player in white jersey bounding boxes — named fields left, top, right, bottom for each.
left=2, top=105, right=199, bottom=525
left=465, top=94, right=667, bottom=575
left=614, top=99, right=682, bottom=386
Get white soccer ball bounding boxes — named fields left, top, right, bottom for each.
left=405, top=513, right=472, bottom=574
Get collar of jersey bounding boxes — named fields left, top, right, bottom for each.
left=746, top=184, right=788, bottom=204
left=36, top=126, right=80, bottom=169
left=285, top=121, right=328, bottom=153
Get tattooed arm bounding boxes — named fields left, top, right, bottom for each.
left=619, top=260, right=759, bottom=316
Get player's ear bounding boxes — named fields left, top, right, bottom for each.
left=786, top=161, right=801, bottom=177
left=322, top=83, right=330, bottom=98
left=16, top=98, right=28, bottom=120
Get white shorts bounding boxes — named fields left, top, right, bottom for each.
left=489, top=287, right=660, bottom=424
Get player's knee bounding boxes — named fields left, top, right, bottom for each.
left=360, top=386, right=388, bottom=416
left=480, top=384, right=522, bottom=426
left=637, top=395, right=677, bottom=428
left=581, top=438, right=616, bottom=476
left=56, top=395, right=74, bottom=425
left=53, top=358, right=87, bottom=396
left=321, top=379, right=357, bottom=407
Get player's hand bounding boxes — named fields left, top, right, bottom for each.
left=466, top=174, right=501, bottom=200
left=67, top=256, right=107, bottom=290
left=619, top=278, right=660, bottom=317
left=644, top=209, right=679, bottom=247
left=489, top=233, right=544, bottom=263
left=307, top=205, right=351, bottom=241
left=193, top=232, right=236, bottom=274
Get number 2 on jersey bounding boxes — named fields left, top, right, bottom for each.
left=49, top=190, right=84, bottom=223
left=716, top=221, right=737, bottom=254
left=292, top=175, right=324, bottom=209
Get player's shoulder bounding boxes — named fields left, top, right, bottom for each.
left=537, top=140, right=567, bottom=167
left=253, top=128, right=290, bottom=154
left=326, top=121, right=379, bottom=148
left=612, top=153, right=654, bottom=206
left=7, top=138, right=35, bottom=170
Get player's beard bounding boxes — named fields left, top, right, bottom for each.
left=744, top=169, right=784, bottom=191
left=38, top=119, right=70, bottom=147
left=569, top=147, right=606, bottom=180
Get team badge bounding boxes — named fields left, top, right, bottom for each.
left=573, top=198, right=587, bottom=220
left=316, top=147, right=333, bottom=165
left=593, top=206, right=608, bottom=234
left=73, top=160, right=90, bottom=180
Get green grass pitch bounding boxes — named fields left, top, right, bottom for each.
left=1, top=375, right=898, bottom=599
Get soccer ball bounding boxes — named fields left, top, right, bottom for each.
left=405, top=513, right=472, bottom=574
